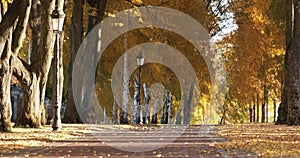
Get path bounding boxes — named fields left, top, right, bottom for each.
left=3, top=125, right=258, bottom=157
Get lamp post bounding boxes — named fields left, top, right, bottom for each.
left=136, top=51, right=144, bottom=124
left=51, top=6, right=65, bottom=131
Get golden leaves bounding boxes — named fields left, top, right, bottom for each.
left=131, top=0, right=144, bottom=6
left=0, top=125, right=86, bottom=154
left=215, top=124, right=300, bottom=157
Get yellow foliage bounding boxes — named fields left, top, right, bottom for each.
left=107, top=12, right=116, bottom=17
left=131, top=0, right=144, bottom=5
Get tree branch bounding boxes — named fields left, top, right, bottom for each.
left=12, top=56, right=31, bottom=87
left=0, top=0, right=28, bottom=41
left=12, top=0, right=31, bottom=55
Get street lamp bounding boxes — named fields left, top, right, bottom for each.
left=51, top=6, right=65, bottom=131
left=136, top=51, right=144, bottom=124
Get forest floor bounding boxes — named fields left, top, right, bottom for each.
left=0, top=124, right=299, bottom=157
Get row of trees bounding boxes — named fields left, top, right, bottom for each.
left=219, top=0, right=300, bottom=125
left=1, top=0, right=300, bottom=132
left=0, top=0, right=65, bottom=132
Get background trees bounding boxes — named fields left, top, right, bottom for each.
left=0, top=0, right=300, bottom=132
left=220, top=0, right=285, bottom=123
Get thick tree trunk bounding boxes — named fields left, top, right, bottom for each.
left=0, top=0, right=30, bottom=132
left=287, top=0, right=300, bottom=125
left=29, top=0, right=47, bottom=125
left=276, top=0, right=292, bottom=125
left=0, top=42, right=12, bottom=132
left=63, top=0, right=84, bottom=123
left=14, top=0, right=55, bottom=128
left=15, top=76, right=41, bottom=128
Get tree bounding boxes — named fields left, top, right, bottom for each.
left=62, top=0, right=84, bottom=123
left=13, top=0, right=63, bottom=128
left=63, top=0, right=107, bottom=123
left=221, top=0, right=285, bottom=123
left=285, top=0, right=300, bottom=125
left=0, top=0, right=31, bottom=132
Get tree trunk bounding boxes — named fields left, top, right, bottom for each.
left=276, top=82, right=288, bottom=124
left=151, top=94, right=158, bottom=124
left=183, top=85, right=193, bottom=125
left=0, top=0, right=30, bottom=132
left=121, top=52, right=129, bottom=124
left=256, top=93, right=259, bottom=123
left=29, top=0, right=47, bottom=126
left=276, top=0, right=292, bottom=125
left=175, top=109, right=182, bottom=124
left=183, top=91, right=188, bottom=125
left=253, top=97, right=256, bottom=122
left=0, top=40, right=12, bottom=132
left=112, top=101, right=118, bottom=124
left=262, top=85, right=268, bottom=123
left=133, top=80, right=139, bottom=124
left=249, top=103, right=253, bottom=123
left=15, top=75, right=41, bottom=128
left=265, top=87, right=268, bottom=123
left=287, top=0, right=300, bottom=125
left=86, top=0, right=107, bottom=33
left=166, top=92, right=172, bottom=124
left=14, top=0, right=55, bottom=128
left=143, top=83, right=150, bottom=124
left=274, top=99, right=276, bottom=122
left=160, top=87, right=166, bottom=124
left=63, top=0, right=84, bottom=123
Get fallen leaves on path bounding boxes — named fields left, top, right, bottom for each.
left=214, top=124, right=300, bottom=157
left=0, top=124, right=87, bottom=154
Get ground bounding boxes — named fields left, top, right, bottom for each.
left=0, top=124, right=299, bottom=157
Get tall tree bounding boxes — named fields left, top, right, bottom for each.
left=13, top=0, right=60, bottom=128
left=62, top=0, right=84, bottom=123
left=222, top=0, right=285, bottom=123
left=63, top=0, right=107, bottom=123
left=0, top=0, right=31, bottom=132
left=286, top=0, right=300, bottom=125
left=276, top=0, right=291, bottom=125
